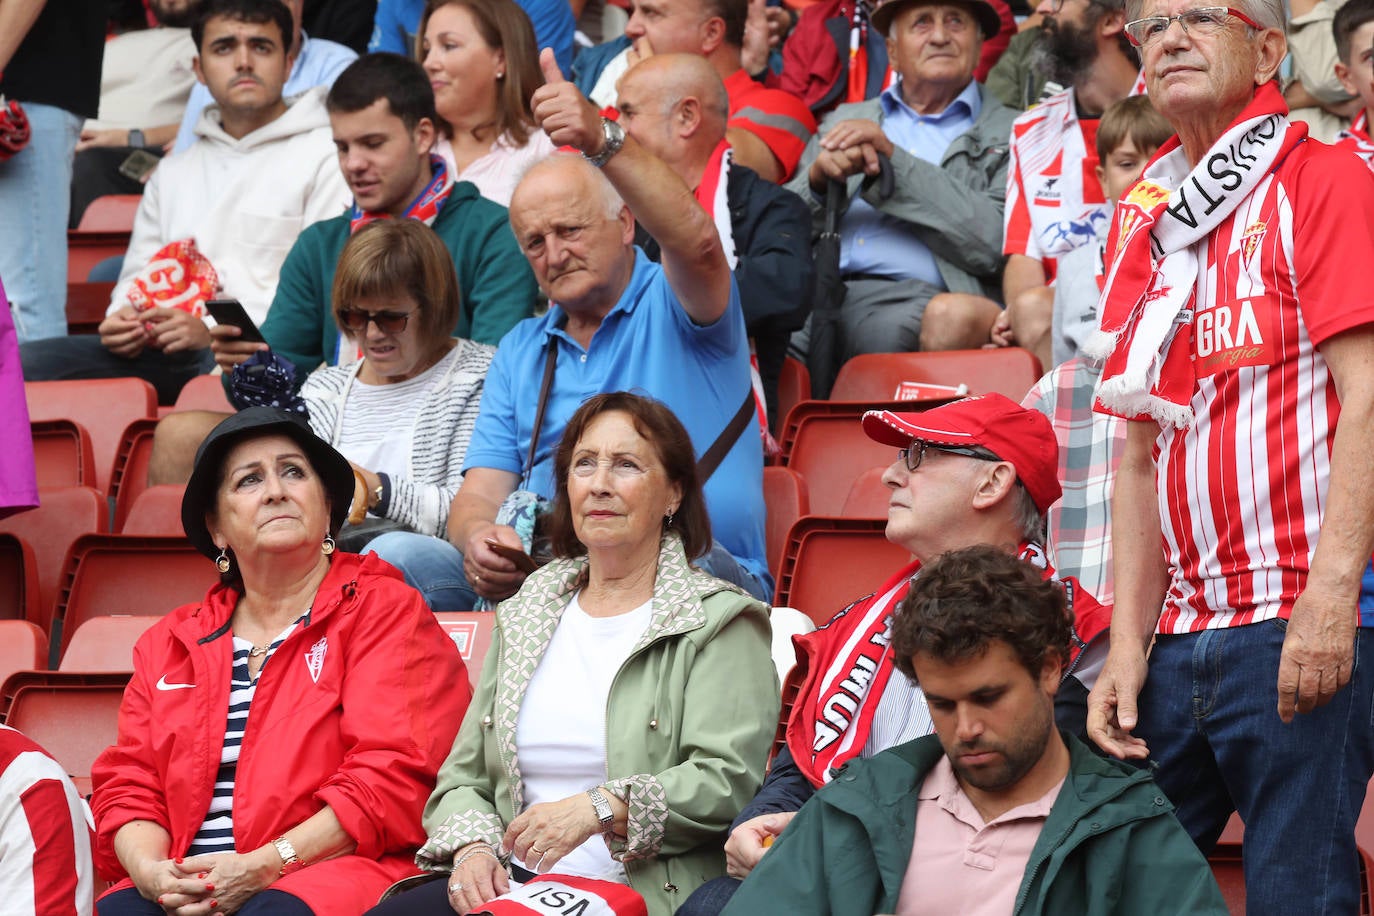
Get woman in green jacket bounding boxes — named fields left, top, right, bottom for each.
left=368, top=392, right=779, bottom=916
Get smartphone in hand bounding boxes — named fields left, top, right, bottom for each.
left=205, top=298, right=266, bottom=343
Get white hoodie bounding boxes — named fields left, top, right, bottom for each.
left=109, top=86, right=350, bottom=324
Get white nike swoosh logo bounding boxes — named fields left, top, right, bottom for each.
left=156, top=675, right=196, bottom=691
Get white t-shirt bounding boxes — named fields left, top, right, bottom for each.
left=335, top=347, right=458, bottom=491
left=514, top=592, right=652, bottom=881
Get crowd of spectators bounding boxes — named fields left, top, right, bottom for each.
left=4, top=0, right=1374, bottom=911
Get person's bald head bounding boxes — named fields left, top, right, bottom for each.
left=616, top=54, right=729, bottom=175
left=508, top=154, right=636, bottom=314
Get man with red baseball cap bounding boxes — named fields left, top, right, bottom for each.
left=677, top=392, right=1110, bottom=916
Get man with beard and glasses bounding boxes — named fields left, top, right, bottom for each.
left=988, top=0, right=1140, bottom=371
left=721, top=545, right=1224, bottom=916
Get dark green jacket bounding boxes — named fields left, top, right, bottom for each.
left=723, top=733, right=1226, bottom=916
left=261, top=180, right=538, bottom=374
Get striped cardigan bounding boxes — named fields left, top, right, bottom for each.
left=301, top=339, right=495, bottom=537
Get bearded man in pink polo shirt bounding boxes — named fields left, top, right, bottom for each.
left=722, top=545, right=1224, bottom=916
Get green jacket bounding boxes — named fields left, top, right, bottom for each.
left=418, top=536, right=781, bottom=916
left=784, top=85, right=1017, bottom=302
left=261, top=180, right=538, bottom=372
left=724, top=733, right=1227, bottom=916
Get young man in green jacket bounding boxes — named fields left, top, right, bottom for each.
left=723, top=546, right=1226, bottom=916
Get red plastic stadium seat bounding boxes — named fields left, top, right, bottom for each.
left=119, top=484, right=187, bottom=537
left=60, top=615, right=160, bottom=672
left=110, top=418, right=159, bottom=531
left=773, top=517, right=911, bottom=625
left=769, top=663, right=806, bottom=765
left=0, top=487, right=108, bottom=632
left=29, top=419, right=96, bottom=489
left=830, top=349, right=1044, bottom=403
left=780, top=401, right=915, bottom=516
left=762, top=466, right=809, bottom=583
left=66, top=282, right=116, bottom=335
left=52, top=534, right=214, bottom=667
left=0, top=621, right=48, bottom=690
left=75, top=194, right=141, bottom=233
left=26, top=379, right=158, bottom=495
left=841, top=466, right=891, bottom=519
left=777, top=356, right=811, bottom=432
left=0, top=534, right=40, bottom=623
left=2, top=673, right=130, bottom=796
left=171, top=374, right=233, bottom=413
left=434, top=612, right=493, bottom=688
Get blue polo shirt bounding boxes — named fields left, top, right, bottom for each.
left=464, top=249, right=770, bottom=589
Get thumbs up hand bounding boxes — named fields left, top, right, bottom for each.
left=531, top=47, right=605, bottom=156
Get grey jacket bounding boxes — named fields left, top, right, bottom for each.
left=785, top=84, right=1018, bottom=301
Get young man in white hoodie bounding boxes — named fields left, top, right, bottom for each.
left=20, top=0, right=349, bottom=403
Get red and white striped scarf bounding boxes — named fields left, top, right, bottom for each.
left=349, top=154, right=453, bottom=233
left=1086, top=82, right=1303, bottom=426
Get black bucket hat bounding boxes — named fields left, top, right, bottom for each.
left=181, top=407, right=355, bottom=560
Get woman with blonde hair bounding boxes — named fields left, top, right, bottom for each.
left=420, top=0, right=557, bottom=206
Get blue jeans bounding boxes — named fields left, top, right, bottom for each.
left=1136, top=619, right=1374, bottom=915
left=99, top=887, right=313, bottom=915
left=20, top=333, right=217, bottom=405
left=367, top=533, right=771, bottom=612
left=0, top=103, right=82, bottom=342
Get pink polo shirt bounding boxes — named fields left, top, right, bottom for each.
left=895, top=756, right=1064, bottom=916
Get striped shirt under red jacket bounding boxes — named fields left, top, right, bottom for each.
left=0, top=725, right=95, bottom=915
left=1144, top=142, right=1374, bottom=634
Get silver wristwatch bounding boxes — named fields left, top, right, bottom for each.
left=587, top=787, right=615, bottom=834
left=583, top=117, right=625, bottom=168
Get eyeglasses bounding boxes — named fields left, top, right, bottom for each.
left=896, top=440, right=1003, bottom=472
left=1123, top=7, right=1261, bottom=47
left=337, top=309, right=417, bottom=335
left=570, top=456, right=654, bottom=479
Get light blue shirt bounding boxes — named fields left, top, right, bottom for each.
left=172, top=34, right=357, bottom=154
left=838, top=78, right=981, bottom=285
left=463, top=249, right=771, bottom=590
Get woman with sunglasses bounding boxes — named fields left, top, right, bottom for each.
left=298, top=218, right=494, bottom=549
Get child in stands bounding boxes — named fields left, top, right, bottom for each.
left=1050, top=96, right=1172, bottom=367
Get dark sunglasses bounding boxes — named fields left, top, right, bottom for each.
left=337, top=308, right=417, bottom=335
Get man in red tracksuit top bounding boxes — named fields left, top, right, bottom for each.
left=676, top=393, right=1110, bottom=916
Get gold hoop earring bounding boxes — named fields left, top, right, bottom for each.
left=322, top=535, right=336, bottom=556
left=216, top=548, right=232, bottom=574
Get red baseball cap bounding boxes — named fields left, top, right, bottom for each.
left=861, top=394, right=1062, bottom=514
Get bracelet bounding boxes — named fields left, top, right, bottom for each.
left=453, top=844, right=500, bottom=869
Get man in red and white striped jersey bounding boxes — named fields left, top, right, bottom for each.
left=1085, top=0, right=1374, bottom=910
left=0, top=725, right=96, bottom=915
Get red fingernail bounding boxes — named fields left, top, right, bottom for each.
left=174, top=857, right=183, bottom=864
left=198, top=872, right=207, bottom=879
left=156, top=897, right=163, bottom=905
left=205, top=884, right=214, bottom=892
left=210, top=900, right=218, bottom=909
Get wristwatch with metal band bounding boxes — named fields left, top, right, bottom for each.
left=583, top=117, right=625, bottom=169
left=587, top=787, right=615, bottom=834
